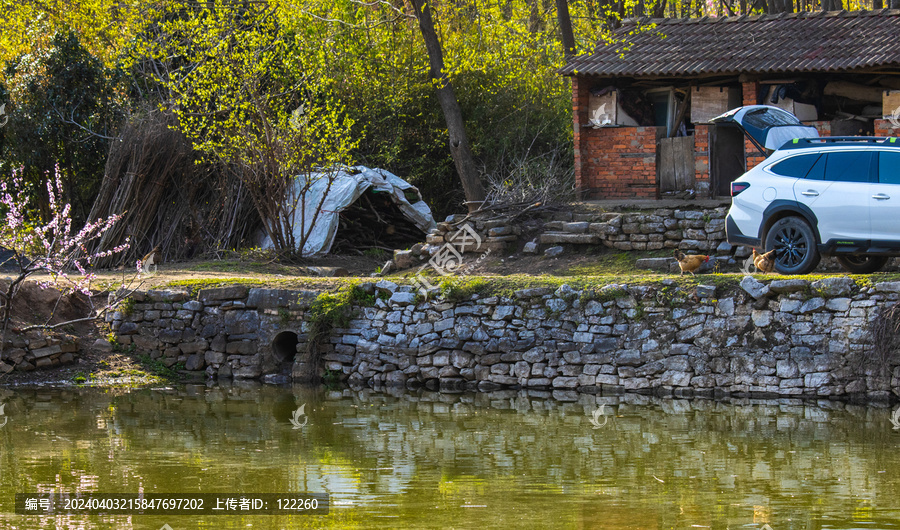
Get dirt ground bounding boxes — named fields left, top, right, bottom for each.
left=0, top=280, right=119, bottom=386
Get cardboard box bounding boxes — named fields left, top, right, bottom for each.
left=589, top=91, right=617, bottom=127
left=767, top=86, right=818, bottom=121
left=883, top=90, right=900, bottom=119
left=691, top=86, right=741, bottom=123
left=588, top=91, right=638, bottom=127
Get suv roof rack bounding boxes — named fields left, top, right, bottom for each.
left=781, top=137, right=898, bottom=150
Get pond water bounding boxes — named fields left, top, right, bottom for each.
left=0, top=383, right=898, bottom=529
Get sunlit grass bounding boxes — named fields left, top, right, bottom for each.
left=113, top=249, right=900, bottom=297
left=558, top=249, right=671, bottom=277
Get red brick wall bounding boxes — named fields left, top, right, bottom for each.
left=740, top=81, right=757, bottom=107
left=808, top=121, right=832, bottom=137
left=572, top=77, right=589, bottom=197
left=875, top=119, right=896, bottom=138
left=572, top=78, right=657, bottom=199
left=694, top=124, right=709, bottom=191
left=580, top=126, right=659, bottom=199
left=740, top=81, right=766, bottom=171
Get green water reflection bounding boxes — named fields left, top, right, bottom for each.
left=0, top=383, right=898, bottom=529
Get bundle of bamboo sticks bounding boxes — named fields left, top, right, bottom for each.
left=84, top=111, right=260, bottom=268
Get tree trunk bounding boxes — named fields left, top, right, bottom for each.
left=556, top=0, right=577, bottom=58
left=653, top=0, right=667, bottom=18
left=411, top=0, right=486, bottom=213
left=633, top=0, right=645, bottom=18
left=766, top=0, right=791, bottom=13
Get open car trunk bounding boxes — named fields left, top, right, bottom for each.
left=711, top=105, right=820, bottom=153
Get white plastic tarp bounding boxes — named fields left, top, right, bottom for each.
left=261, top=166, right=436, bottom=257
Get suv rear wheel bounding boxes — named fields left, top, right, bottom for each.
left=764, top=217, right=820, bottom=275
left=835, top=255, right=888, bottom=274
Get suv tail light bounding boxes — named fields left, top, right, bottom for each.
left=731, top=182, right=750, bottom=196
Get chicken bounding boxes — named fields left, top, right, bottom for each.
left=752, top=248, right=777, bottom=273
left=673, top=250, right=710, bottom=276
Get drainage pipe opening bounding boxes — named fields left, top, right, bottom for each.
left=272, top=331, right=299, bottom=363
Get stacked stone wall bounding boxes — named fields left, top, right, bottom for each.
left=110, top=277, right=900, bottom=400
left=0, top=332, right=78, bottom=373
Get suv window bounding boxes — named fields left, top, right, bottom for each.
left=878, top=151, right=900, bottom=184
left=770, top=154, right=820, bottom=178
left=805, top=153, right=826, bottom=180
left=815, top=151, right=874, bottom=183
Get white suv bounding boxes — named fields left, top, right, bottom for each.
left=719, top=106, right=900, bottom=275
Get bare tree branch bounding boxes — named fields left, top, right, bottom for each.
left=53, top=106, right=117, bottom=141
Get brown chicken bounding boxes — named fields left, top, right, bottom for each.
left=752, top=248, right=777, bottom=273
left=673, top=250, right=710, bottom=276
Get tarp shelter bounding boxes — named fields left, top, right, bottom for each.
left=261, top=166, right=436, bottom=257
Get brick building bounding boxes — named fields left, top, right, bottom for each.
left=560, top=10, right=900, bottom=200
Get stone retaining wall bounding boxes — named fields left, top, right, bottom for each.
left=106, top=286, right=319, bottom=383
left=0, top=332, right=78, bottom=373
left=109, top=277, right=900, bottom=400
left=539, top=206, right=729, bottom=254
left=390, top=204, right=743, bottom=274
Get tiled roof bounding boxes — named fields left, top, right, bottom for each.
left=560, top=10, right=900, bottom=77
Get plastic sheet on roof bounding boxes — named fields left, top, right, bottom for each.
left=260, top=166, right=436, bottom=257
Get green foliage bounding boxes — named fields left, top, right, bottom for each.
left=138, top=355, right=183, bottom=380
left=438, top=277, right=492, bottom=302
left=1, top=30, right=125, bottom=224
left=413, top=291, right=427, bottom=306
left=142, top=2, right=359, bottom=256
left=595, top=286, right=630, bottom=303
left=118, top=297, right=136, bottom=317
left=1, top=0, right=585, bottom=227
left=655, top=286, right=688, bottom=308
left=308, top=287, right=363, bottom=330
left=306, top=285, right=375, bottom=353
left=165, top=279, right=267, bottom=294
left=363, top=248, right=391, bottom=261
left=278, top=308, right=292, bottom=326
left=351, top=285, right=378, bottom=307
left=300, top=0, right=576, bottom=216
left=4, top=0, right=858, bottom=232
left=561, top=253, right=646, bottom=277
left=631, top=303, right=646, bottom=320
left=72, top=372, right=88, bottom=384
left=322, top=367, right=341, bottom=389
left=808, top=284, right=829, bottom=299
